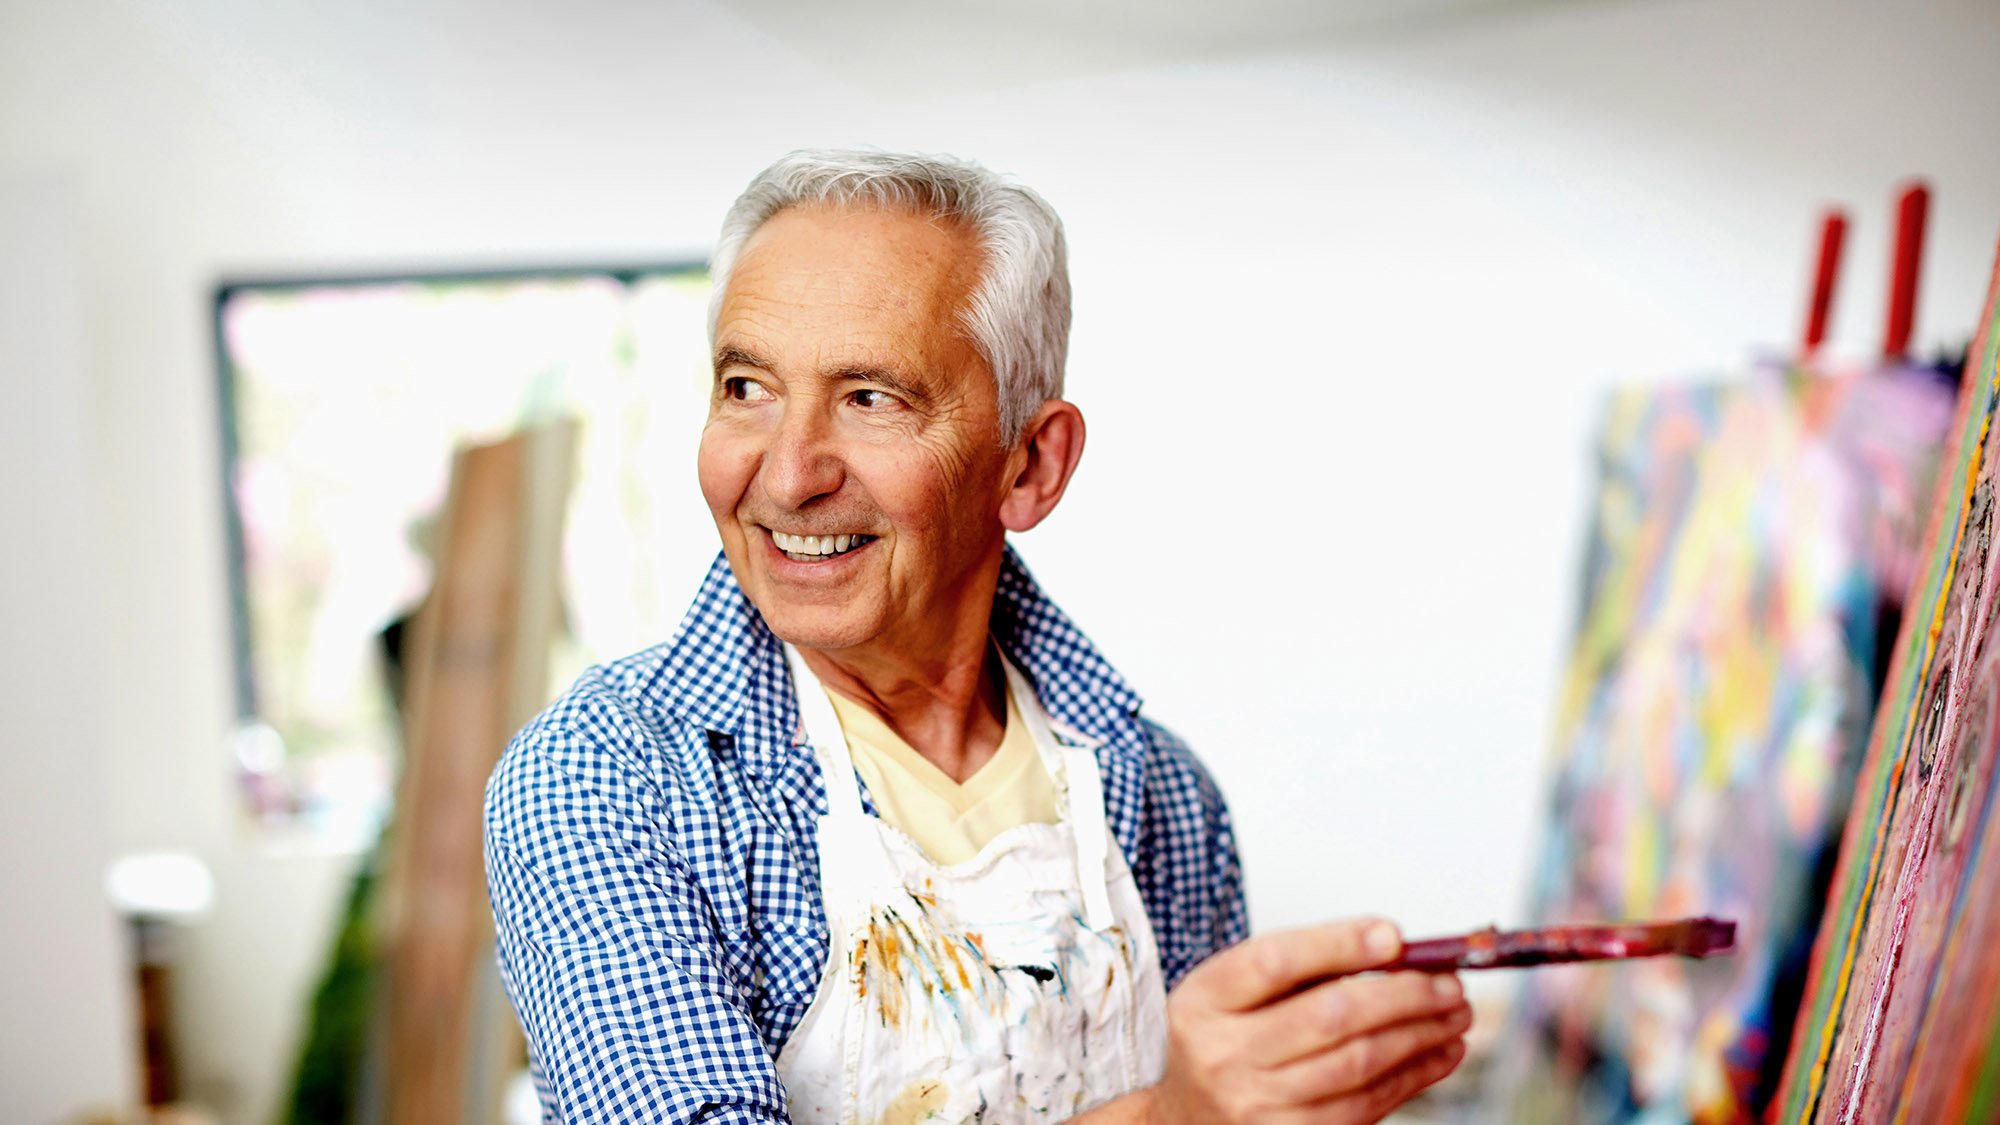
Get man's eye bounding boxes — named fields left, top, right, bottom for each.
left=850, top=388, right=901, bottom=409
left=722, top=376, right=773, bottom=402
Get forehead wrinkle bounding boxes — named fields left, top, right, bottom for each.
left=721, top=287, right=971, bottom=394
left=718, top=204, right=993, bottom=401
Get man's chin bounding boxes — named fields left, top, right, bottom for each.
left=731, top=546, right=885, bottom=649
left=754, top=601, right=878, bottom=654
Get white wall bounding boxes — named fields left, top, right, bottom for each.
left=3, top=0, right=1998, bottom=1121
left=0, top=171, right=137, bottom=1124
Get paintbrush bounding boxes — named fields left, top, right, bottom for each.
left=1387, top=916, right=1737, bottom=972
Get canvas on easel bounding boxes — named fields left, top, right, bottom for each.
left=1491, top=192, right=1960, bottom=1122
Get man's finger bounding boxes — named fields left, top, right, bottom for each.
left=1275, top=1002, right=1472, bottom=1102
left=1189, top=918, right=1403, bottom=1011
left=1343, top=1038, right=1467, bottom=1124
left=1253, top=972, right=1466, bottom=1068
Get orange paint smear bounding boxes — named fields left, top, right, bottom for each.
left=854, top=902, right=1007, bottom=1035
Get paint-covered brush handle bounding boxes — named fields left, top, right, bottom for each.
left=1390, top=916, right=1737, bottom=972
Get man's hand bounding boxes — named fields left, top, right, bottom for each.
left=1084, top=918, right=1471, bottom=1124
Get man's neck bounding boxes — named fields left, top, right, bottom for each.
left=798, top=622, right=1008, bottom=785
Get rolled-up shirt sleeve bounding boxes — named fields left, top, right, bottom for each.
left=484, top=693, right=787, bottom=1124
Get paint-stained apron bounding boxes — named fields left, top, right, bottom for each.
left=776, top=645, right=1168, bottom=1124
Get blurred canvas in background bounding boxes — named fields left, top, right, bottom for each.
left=1490, top=359, right=1957, bottom=1121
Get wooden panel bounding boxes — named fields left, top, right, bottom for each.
left=378, top=419, right=575, bottom=1125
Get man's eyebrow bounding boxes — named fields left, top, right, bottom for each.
left=832, top=365, right=933, bottom=405
left=712, top=346, right=768, bottom=380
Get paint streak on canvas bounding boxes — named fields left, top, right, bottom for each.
left=1774, top=248, right=2000, bottom=1123
left=1494, top=359, right=1956, bottom=1123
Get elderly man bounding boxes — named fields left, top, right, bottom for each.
left=485, top=150, right=1471, bottom=1123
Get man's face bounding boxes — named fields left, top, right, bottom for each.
left=698, top=203, right=1014, bottom=655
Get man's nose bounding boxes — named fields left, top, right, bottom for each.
left=760, top=402, right=844, bottom=509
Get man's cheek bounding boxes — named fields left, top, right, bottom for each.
left=695, top=443, right=753, bottom=522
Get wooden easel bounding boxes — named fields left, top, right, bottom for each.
left=376, top=418, right=576, bottom=1125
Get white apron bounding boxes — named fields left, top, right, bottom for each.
left=776, top=646, right=1168, bottom=1124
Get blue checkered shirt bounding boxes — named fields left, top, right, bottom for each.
left=485, top=548, right=1248, bottom=1123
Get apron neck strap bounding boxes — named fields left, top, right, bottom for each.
left=999, top=657, right=1118, bottom=931
left=785, top=644, right=867, bottom=821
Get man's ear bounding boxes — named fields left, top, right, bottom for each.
left=999, top=399, right=1086, bottom=533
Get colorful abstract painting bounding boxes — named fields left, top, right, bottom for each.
left=1490, top=358, right=1956, bottom=1123
left=1773, top=255, right=2000, bottom=1122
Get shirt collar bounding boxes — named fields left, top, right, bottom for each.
left=989, top=547, right=1145, bottom=735
left=639, top=552, right=788, bottom=750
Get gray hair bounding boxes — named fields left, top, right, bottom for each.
left=707, top=149, right=1071, bottom=445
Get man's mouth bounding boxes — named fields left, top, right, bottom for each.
left=769, top=529, right=877, bottom=562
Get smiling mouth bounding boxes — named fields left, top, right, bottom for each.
left=768, top=529, right=877, bottom=562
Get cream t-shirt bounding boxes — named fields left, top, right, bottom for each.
left=822, top=678, right=1060, bottom=866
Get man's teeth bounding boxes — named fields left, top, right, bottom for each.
left=771, top=530, right=873, bottom=558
